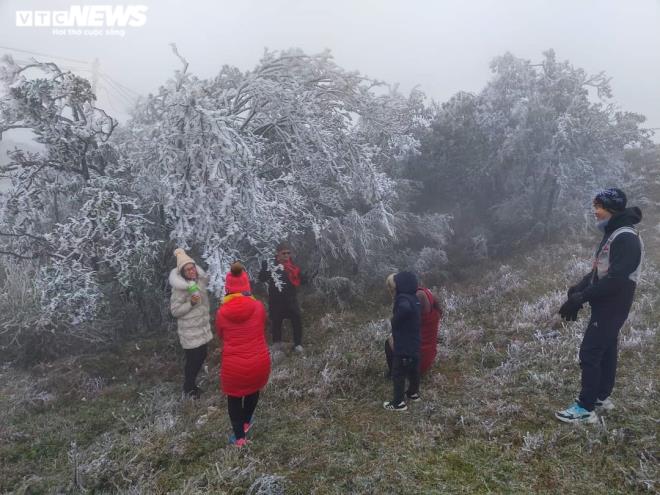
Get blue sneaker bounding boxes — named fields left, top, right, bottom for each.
left=555, top=402, right=598, bottom=424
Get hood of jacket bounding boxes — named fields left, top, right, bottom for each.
left=220, top=295, right=258, bottom=323
left=605, top=207, right=642, bottom=234
left=394, top=271, right=418, bottom=295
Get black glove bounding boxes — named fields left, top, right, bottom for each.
left=559, top=306, right=580, bottom=321
left=559, top=293, right=584, bottom=321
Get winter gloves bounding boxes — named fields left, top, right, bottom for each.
left=559, top=292, right=584, bottom=321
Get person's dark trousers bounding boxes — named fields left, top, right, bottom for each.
left=392, top=355, right=420, bottom=404
left=227, top=392, right=260, bottom=440
left=270, top=304, right=303, bottom=346
left=578, top=313, right=626, bottom=411
left=384, top=339, right=393, bottom=377
left=183, top=343, right=207, bottom=393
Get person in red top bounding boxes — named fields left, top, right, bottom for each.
left=216, top=262, right=271, bottom=447
left=384, top=275, right=443, bottom=377
left=258, top=242, right=306, bottom=352
left=417, top=286, right=443, bottom=374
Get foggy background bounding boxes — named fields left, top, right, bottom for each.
left=1, top=0, right=659, bottom=135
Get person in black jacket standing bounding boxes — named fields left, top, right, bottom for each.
left=556, top=188, right=643, bottom=424
left=259, top=242, right=306, bottom=353
left=383, top=271, right=422, bottom=411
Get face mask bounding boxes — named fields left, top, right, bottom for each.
left=596, top=218, right=609, bottom=232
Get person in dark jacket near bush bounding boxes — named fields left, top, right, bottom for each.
left=384, top=279, right=443, bottom=377
left=556, top=188, right=643, bottom=424
left=258, top=242, right=306, bottom=353
left=383, top=271, right=422, bottom=411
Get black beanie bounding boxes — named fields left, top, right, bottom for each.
left=594, top=188, right=627, bottom=212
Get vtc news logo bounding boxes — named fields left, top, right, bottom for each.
left=16, top=5, right=148, bottom=28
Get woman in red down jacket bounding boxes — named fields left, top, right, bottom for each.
left=417, top=286, right=443, bottom=375
left=216, top=262, right=271, bottom=447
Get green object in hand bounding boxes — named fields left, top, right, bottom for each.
left=187, top=283, right=200, bottom=294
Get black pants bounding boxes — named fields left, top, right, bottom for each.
left=578, top=313, right=626, bottom=411
left=270, top=304, right=303, bottom=346
left=227, top=392, right=260, bottom=440
left=384, top=339, right=394, bottom=377
left=392, top=355, right=420, bottom=404
left=183, top=343, right=207, bottom=393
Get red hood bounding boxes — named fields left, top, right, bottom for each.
left=220, top=295, right=258, bottom=323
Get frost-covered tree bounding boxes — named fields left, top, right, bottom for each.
left=0, top=48, right=432, bottom=332
left=410, top=50, right=653, bottom=250
left=0, top=56, right=158, bottom=328
left=124, top=48, right=427, bottom=291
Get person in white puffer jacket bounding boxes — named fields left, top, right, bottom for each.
left=169, top=248, right=214, bottom=399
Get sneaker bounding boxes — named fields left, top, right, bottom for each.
left=383, top=401, right=407, bottom=411
left=228, top=434, right=247, bottom=447
left=555, top=403, right=598, bottom=424
left=406, top=392, right=421, bottom=402
left=243, top=421, right=252, bottom=434
left=595, top=397, right=615, bottom=411
left=293, top=345, right=304, bottom=353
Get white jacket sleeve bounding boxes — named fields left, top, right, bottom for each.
left=170, top=293, right=193, bottom=318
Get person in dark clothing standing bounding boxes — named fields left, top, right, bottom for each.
left=383, top=271, right=422, bottom=411
left=556, top=188, right=643, bottom=424
left=383, top=279, right=443, bottom=378
left=258, top=242, right=305, bottom=353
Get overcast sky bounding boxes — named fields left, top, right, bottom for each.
left=1, top=0, right=659, bottom=138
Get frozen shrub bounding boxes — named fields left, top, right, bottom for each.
left=620, top=327, right=655, bottom=350
left=36, top=260, right=104, bottom=328
left=471, top=233, right=489, bottom=259
left=313, top=276, right=357, bottom=310
left=438, top=288, right=469, bottom=313
left=246, top=475, right=286, bottom=495
left=521, top=431, right=545, bottom=454
left=563, top=256, right=593, bottom=279
left=472, top=265, right=527, bottom=312
left=516, top=291, right=564, bottom=328
left=414, top=246, right=449, bottom=275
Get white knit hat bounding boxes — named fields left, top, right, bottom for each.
left=174, top=248, right=195, bottom=274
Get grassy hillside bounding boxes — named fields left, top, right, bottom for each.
left=1, top=233, right=658, bottom=494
